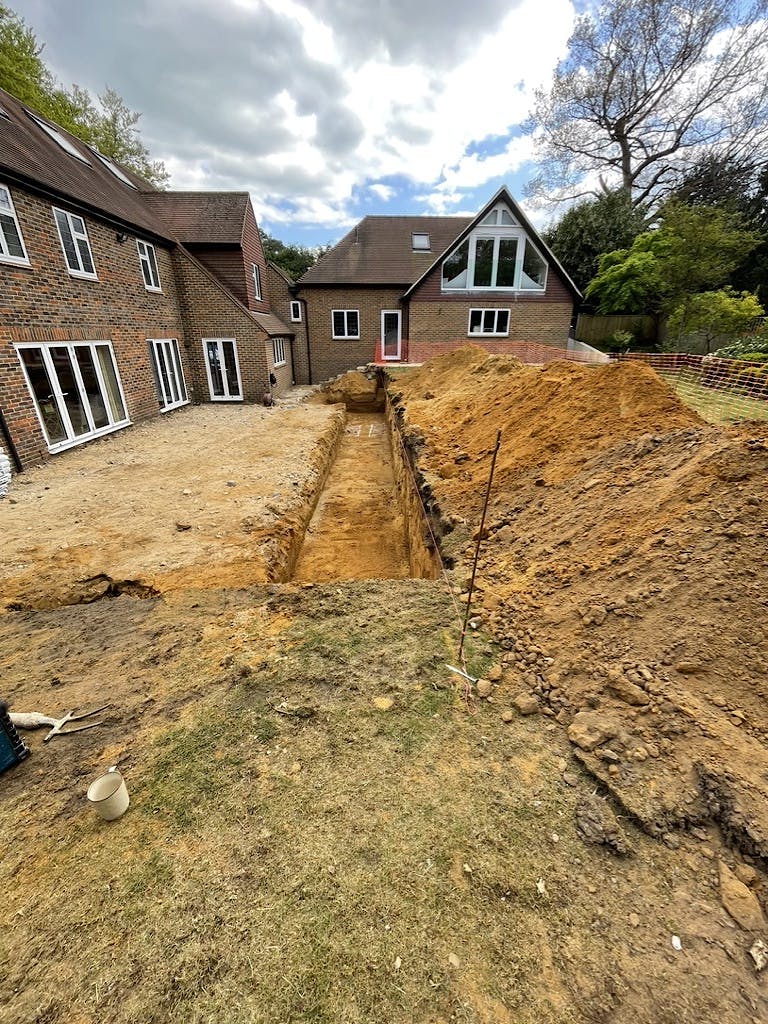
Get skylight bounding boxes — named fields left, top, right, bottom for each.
left=90, top=149, right=137, bottom=189
left=28, top=112, right=90, bottom=164
left=412, top=232, right=430, bottom=250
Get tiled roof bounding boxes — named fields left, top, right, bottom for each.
left=0, top=87, right=170, bottom=240
left=298, top=215, right=473, bottom=286
left=142, top=192, right=250, bottom=245
left=251, top=311, right=292, bottom=336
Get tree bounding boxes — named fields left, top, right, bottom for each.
left=585, top=203, right=762, bottom=318
left=668, top=289, right=764, bottom=352
left=260, top=230, right=329, bottom=280
left=527, top=0, right=768, bottom=210
left=542, top=189, right=645, bottom=292
left=0, top=4, right=168, bottom=187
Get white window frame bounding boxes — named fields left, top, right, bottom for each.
left=53, top=207, right=97, bottom=280
left=332, top=309, right=360, bottom=339
left=149, top=338, right=188, bottom=411
left=0, top=183, right=30, bottom=266
left=137, top=239, right=162, bottom=291
left=252, top=263, right=262, bottom=300
left=272, top=337, right=286, bottom=367
left=468, top=308, right=510, bottom=337
left=442, top=203, right=548, bottom=294
left=412, top=232, right=431, bottom=251
left=15, top=340, right=130, bottom=454
left=202, top=338, right=243, bottom=402
left=289, top=300, right=302, bottom=322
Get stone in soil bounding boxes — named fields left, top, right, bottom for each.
left=718, top=861, right=768, bottom=932
left=575, top=794, right=634, bottom=856
left=567, top=711, right=623, bottom=752
left=512, top=692, right=540, bottom=715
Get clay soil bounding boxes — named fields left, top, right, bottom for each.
left=1, top=359, right=768, bottom=1024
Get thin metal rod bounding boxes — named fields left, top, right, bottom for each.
left=457, top=430, right=502, bottom=665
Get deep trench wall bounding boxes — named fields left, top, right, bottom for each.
left=274, top=405, right=347, bottom=581
left=385, top=397, right=440, bottom=580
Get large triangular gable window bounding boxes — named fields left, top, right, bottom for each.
left=442, top=202, right=547, bottom=292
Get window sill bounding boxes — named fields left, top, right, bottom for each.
left=67, top=269, right=98, bottom=281
left=210, top=396, right=243, bottom=403
left=160, top=399, right=190, bottom=413
left=0, top=256, right=31, bottom=268
left=468, top=333, right=510, bottom=339
left=332, top=335, right=360, bottom=341
left=144, top=285, right=163, bottom=294
left=273, top=360, right=287, bottom=368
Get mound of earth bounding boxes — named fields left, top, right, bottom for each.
left=391, top=345, right=700, bottom=507
left=394, top=345, right=768, bottom=869
left=314, top=370, right=384, bottom=411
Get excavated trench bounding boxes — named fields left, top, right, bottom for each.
left=290, top=404, right=441, bottom=583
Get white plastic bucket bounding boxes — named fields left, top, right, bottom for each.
left=87, top=769, right=130, bottom=821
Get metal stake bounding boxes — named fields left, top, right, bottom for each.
left=457, top=430, right=501, bottom=665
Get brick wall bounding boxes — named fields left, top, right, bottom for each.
left=408, top=299, right=574, bottom=351
left=0, top=185, right=189, bottom=467
left=267, top=264, right=310, bottom=384
left=407, top=337, right=586, bottom=365
left=172, top=248, right=271, bottom=403
left=298, top=286, right=403, bottom=382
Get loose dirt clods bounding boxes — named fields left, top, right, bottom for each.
left=2, top=351, right=768, bottom=1023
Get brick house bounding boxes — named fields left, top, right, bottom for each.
left=0, top=87, right=294, bottom=469
left=295, top=186, right=582, bottom=380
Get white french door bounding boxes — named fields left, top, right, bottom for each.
left=150, top=338, right=188, bottom=411
left=381, top=310, right=401, bottom=361
left=203, top=338, right=242, bottom=401
left=17, top=341, right=129, bottom=452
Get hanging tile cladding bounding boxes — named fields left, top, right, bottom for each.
left=299, top=286, right=404, bottom=383
left=267, top=264, right=309, bottom=385
left=186, top=201, right=271, bottom=313
left=171, top=248, right=271, bottom=402
left=0, top=186, right=190, bottom=468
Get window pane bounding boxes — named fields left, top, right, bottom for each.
left=483, top=310, right=495, bottom=332
left=500, top=209, right=515, bottom=225
left=55, top=211, right=78, bottom=269
left=522, top=240, right=547, bottom=289
left=497, top=310, right=509, bottom=333
left=147, top=246, right=160, bottom=287
left=75, top=347, right=109, bottom=428
left=332, top=311, right=345, bottom=336
left=76, top=237, right=94, bottom=275
left=347, top=311, right=359, bottom=337
left=480, top=211, right=497, bottom=225
left=20, top=349, right=67, bottom=444
left=222, top=341, right=240, bottom=396
left=50, top=346, right=90, bottom=436
left=469, top=310, right=482, bottom=333
left=206, top=341, right=224, bottom=396
left=497, top=238, right=518, bottom=287
left=0, top=212, right=25, bottom=258
left=442, top=240, right=469, bottom=289
left=473, top=238, right=494, bottom=287
left=95, top=345, right=126, bottom=421
left=0, top=188, right=11, bottom=212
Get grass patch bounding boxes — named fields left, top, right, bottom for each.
left=661, top=371, right=768, bottom=423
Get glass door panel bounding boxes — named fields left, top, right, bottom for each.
left=19, top=348, right=67, bottom=444
left=95, top=345, right=127, bottom=421
left=75, top=346, right=109, bottom=429
left=50, top=346, right=90, bottom=436
left=222, top=341, right=241, bottom=397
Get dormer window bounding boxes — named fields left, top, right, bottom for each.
left=28, top=112, right=91, bottom=164
left=412, top=232, right=430, bottom=251
left=442, top=203, right=547, bottom=292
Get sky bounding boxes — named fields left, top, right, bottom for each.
left=12, top=0, right=577, bottom=246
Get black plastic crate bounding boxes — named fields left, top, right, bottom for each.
left=0, top=701, right=30, bottom=775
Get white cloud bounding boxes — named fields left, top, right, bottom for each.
left=13, top=0, right=577, bottom=235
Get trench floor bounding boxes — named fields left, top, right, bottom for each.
left=292, top=412, right=411, bottom=582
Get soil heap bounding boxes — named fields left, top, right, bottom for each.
left=393, top=345, right=768, bottom=867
